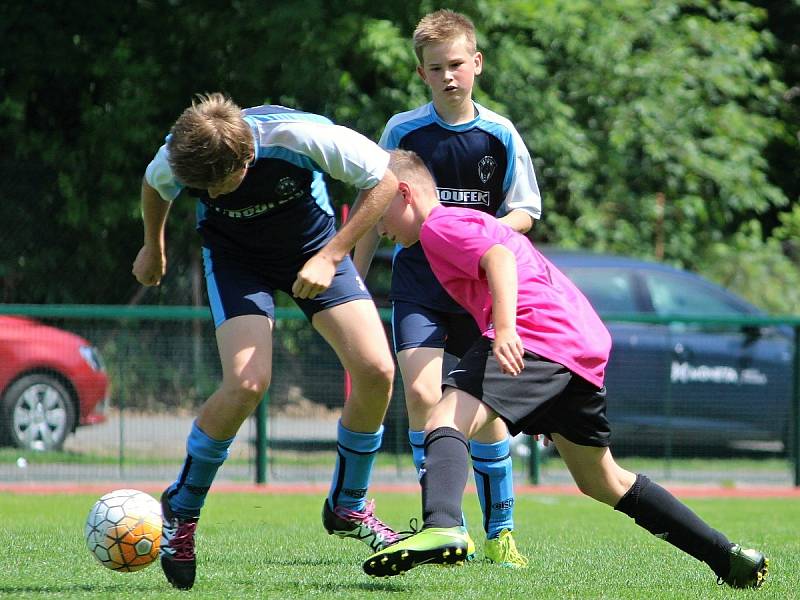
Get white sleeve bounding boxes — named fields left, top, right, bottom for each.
left=500, top=128, right=542, bottom=220
left=144, top=144, right=183, bottom=201
left=263, top=122, right=390, bottom=189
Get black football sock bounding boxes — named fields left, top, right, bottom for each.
left=614, top=474, right=732, bottom=577
left=421, top=427, right=470, bottom=529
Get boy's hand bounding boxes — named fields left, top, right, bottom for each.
left=292, top=253, right=336, bottom=299
left=132, top=245, right=166, bottom=286
left=492, top=328, right=525, bottom=376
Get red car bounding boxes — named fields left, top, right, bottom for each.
left=0, top=316, right=109, bottom=451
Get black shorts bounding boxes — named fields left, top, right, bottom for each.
left=202, top=247, right=372, bottom=327
left=392, top=301, right=481, bottom=357
left=442, top=336, right=611, bottom=447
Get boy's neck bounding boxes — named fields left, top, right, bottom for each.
left=433, top=99, right=476, bottom=126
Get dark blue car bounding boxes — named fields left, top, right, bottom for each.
left=542, top=248, right=794, bottom=454
left=368, top=247, right=794, bottom=455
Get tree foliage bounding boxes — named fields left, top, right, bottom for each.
left=0, top=0, right=797, bottom=312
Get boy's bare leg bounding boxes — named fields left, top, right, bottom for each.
left=549, top=433, right=635, bottom=505
left=313, top=299, right=399, bottom=550
left=197, top=315, right=274, bottom=439
left=398, top=347, right=444, bottom=431
left=161, top=314, right=273, bottom=589
left=313, top=299, right=394, bottom=432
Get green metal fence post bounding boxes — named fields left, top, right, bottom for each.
left=255, top=392, right=269, bottom=485
left=118, top=329, right=126, bottom=479
left=664, top=325, right=674, bottom=480
left=793, top=325, right=800, bottom=487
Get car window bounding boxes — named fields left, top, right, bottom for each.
left=643, top=271, right=743, bottom=316
left=558, top=267, right=639, bottom=314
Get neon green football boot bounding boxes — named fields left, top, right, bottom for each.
left=362, top=526, right=471, bottom=577
left=484, top=529, right=528, bottom=568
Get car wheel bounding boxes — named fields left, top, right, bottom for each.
left=0, top=373, right=77, bottom=451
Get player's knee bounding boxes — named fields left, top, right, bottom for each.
left=573, top=475, right=619, bottom=505
left=223, top=379, right=269, bottom=410
left=351, top=357, right=394, bottom=391
left=404, top=381, right=441, bottom=413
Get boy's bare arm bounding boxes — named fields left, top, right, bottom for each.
left=479, top=244, right=525, bottom=375
left=132, top=179, right=172, bottom=286
left=497, top=208, right=534, bottom=234
left=292, top=168, right=398, bottom=299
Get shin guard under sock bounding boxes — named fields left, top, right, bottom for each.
left=421, top=427, right=469, bottom=529
left=167, top=420, right=233, bottom=517
left=615, top=474, right=732, bottom=577
left=470, top=438, right=515, bottom=538
left=409, top=429, right=426, bottom=476
left=328, top=421, right=383, bottom=511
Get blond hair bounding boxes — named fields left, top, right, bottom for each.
left=412, top=9, right=477, bottom=64
left=388, top=149, right=437, bottom=194
left=167, top=93, right=254, bottom=189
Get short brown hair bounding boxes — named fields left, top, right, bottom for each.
left=388, top=149, right=437, bottom=193
left=167, top=93, right=254, bottom=189
left=412, top=9, right=477, bottom=64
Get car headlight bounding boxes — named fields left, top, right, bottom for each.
left=79, top=345, right=106, bottom=372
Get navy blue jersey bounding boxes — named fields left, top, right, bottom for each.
left=379, top=102, right=541, bottom=311
left=146, top=105, right=389, bottom=267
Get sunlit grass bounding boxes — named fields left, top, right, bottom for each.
left=0, top=491, right=795, bottom=598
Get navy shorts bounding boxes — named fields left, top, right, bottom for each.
left=392, top=301, right=481, bottom=358
left=442, top=336, right=611, bottom=447
left=202, top=247, right=372, bottom=327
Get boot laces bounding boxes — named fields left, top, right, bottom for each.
left=335, top=499, right=399, bottom=545
left=168, top=519, right=197, bottom=560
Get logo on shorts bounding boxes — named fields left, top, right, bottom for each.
left=355, top=274, right=366, bottom=292
left=478, top=156, right=497, bottom=184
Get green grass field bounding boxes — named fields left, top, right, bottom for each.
left=0, top=491, right=796, bottom=599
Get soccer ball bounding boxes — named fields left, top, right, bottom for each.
left=85, top=488, right=163, bottom=572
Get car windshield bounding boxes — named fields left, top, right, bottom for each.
left=643, top=271, right=743, bottom=316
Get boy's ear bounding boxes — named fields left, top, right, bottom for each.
left=398, top=181, right=414, bottom=205
left=416, top=64, right=428, bottom=84
left=397, top=181, right=415, bottom=206
left=473, top=51, right=483, bottom=76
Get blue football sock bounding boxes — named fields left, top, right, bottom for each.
left=408, top=429, right=426, bottom=475
left=328, top=420, right=383, bottom=511
left=470, top=437, right=515, bottom=538
left=166, top=420, right=233, bottom=518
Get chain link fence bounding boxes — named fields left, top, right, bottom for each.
left=0, top=305, right=798, bottom=488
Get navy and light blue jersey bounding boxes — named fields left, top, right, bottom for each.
left=379, top=102, right=541, bottom=311
left=145, top=105, right=389, bottom=266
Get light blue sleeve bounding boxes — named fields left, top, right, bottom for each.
left=144, top=143, right=183, bottom=201
left=378, top=105, right=431, bottom=151
left=377, top=121, right=397, bottom=150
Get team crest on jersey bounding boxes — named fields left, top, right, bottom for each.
left=275, top=176, right=302, bottom=201
left=478, top=155, right=497, bottom=184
